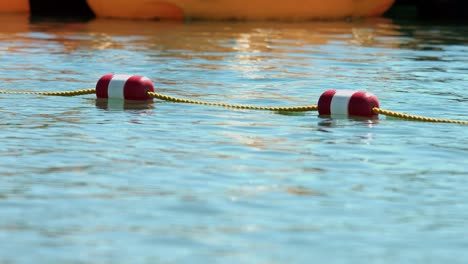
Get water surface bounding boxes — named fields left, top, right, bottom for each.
left=0, top=14, right=467, bottom=263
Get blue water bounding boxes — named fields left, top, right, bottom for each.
left=0, top=14, right=467, bottom=263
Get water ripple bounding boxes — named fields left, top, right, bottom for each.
left=0, top=14, right=467, bottom=264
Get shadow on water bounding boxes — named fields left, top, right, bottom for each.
left=386, top=3, right=468, bottom=47
left=392, top=20, right=468, bottom=49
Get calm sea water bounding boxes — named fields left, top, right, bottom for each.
left=0, top=14, right=467, bottom=263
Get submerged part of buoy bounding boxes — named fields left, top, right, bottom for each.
left=96, top=74, right=155, bottom=101
left=317, top=90, right=379, bottom=117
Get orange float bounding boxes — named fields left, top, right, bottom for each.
left=0, top=0, right=395, bottom=20
left=86, top=0, right=395, bottom=20
left=0, top=0, right=29, bottom=13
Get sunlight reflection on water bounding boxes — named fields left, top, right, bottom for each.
left=0, top=14, right=467, bottom=264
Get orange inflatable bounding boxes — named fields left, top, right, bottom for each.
left=0, top=0, right=395, bottom=20
left=87, top=0, right=395, bottom=20
left=0, top=0, right=29, bottom=13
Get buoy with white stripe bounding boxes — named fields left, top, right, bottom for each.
left=318, top=90, right=379, bottom=117
left=96, top=74, right=155, bottom=101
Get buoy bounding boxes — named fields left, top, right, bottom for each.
left=317, top=90, right=379, bottom=117
left=95, top=74, right=155, bottom=101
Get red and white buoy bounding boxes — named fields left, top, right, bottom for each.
left=96, top=74, right=155, bottom=101
left=318, top=90, right=379, bottom=117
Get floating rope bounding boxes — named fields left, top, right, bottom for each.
left=1, top=88, right=466, bottom=125
left=0, top=88, right=96, bottom=97
left=1, top=74, right=467, bottom=126
left=147, top=91, right=318, bottom=112
left=373, top=107, right=468, bottom=125
left=147, top=92, right=467, bottom=125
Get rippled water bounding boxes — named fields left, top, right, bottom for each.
left=0, top=14, right=467, bottom=263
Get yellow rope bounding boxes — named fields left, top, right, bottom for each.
left=373, top=107, right=468, bottom=125
left=1, top=89, right=466, bottom=124
left=0, top=88, right=96, bottom=96
left=147, top=91, right=318, bottom=112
